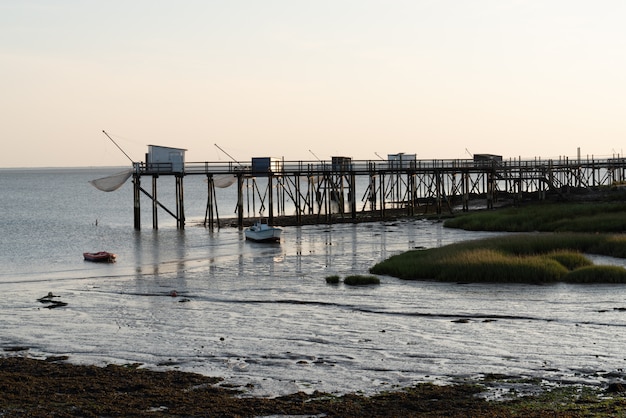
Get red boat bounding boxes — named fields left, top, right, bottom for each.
left=83, top=251, right=117, bottom=263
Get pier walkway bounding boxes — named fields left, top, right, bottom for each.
left=130, top=156, right=626, bottom=229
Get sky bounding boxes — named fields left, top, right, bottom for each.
left=1, top=0, right=625, bottom=168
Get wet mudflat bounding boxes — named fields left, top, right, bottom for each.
left=3, top=220, right=626, bottom=397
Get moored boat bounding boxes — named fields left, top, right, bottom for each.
left=244, top=220, right=282, bottom=243
left=83, top=251, right=117, bottom=262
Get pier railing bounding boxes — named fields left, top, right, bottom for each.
left=135, top=157, right=626, bottom=176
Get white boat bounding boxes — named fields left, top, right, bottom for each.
left=245, top=220, right=282, bottom=242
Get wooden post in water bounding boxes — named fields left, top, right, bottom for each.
left=592, top=157, right=596, bottom=186
left=406, top=172, right=412, bottom=216
left=487, top=169, right=494, bottom=209
left=369, top=172, right=376, bottom=212
left=175, top=175, right=185, bottom=229
left=307, top=174, right=314, bottom=215
left=324, top=173, right=331, bottom=223
left=133, top=172, right=141, bottom=230
left=295, top=174, right=302, bottom=224
left=204, top=174, right=217, bottom=230
left=449, top=172, right=457, bottom=214
left=462, top=170, right=469, bottom=212
left=268, top=174, right=274, bottom=224
left=152, top=175, right=158, bottom=229
left=350, top=172, right=357, bottom=220
left=247, top=177, right=254, bottom=218
left=278, top=176, right=285, bottom=216
left=379, top=172, right=385, bottom=219
left=516, top=157, right=522, bottom=206
left=237, top=173, right=244, bottom=229
left=435, top=169, right=442, bottom=215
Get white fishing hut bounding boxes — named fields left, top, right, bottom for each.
left=146, top=145, right=187, bottom=173
left=388, top=153, right=417, bottom=169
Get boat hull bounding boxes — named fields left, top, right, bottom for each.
left=245, top=230, right=281, bottom=242
left=245, top=221, right=282, bottom=242
left=83, top=252, right=117, bottom=263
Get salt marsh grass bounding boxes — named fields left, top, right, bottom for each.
left=325, top=274, right=381, bottom=285
left=444, top=202, right=626, bottom=233
left=370, top=234, right=626, bottom=283
left=325, top=275, right=341, bottom=284
left=343, top=275, right=381, bottom=285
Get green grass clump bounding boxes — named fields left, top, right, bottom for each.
left=544, top=250, right=593, bottom=270
left=370, top=233, right=626, bottom=283
left=325, top=275, right=340, bottom=284
left=436, top=249, right=570, bottom=283
left=343, top=275, right=381, bottom=286
left=444, top=202, right=626, bottom=233
left=564, top=265, right=626, bottom=283
left=500, top=384, right=626, bottom=416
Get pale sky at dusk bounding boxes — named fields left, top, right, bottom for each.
left=1, top=1, right=625, bottom=168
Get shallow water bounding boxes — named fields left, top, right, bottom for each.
left=2, top=168, right=626, bottom=396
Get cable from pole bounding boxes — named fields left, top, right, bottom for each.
left=102, top=130, right=135, bottom=164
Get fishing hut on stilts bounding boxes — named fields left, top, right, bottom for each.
left=132, top=145, right=187, bottom=230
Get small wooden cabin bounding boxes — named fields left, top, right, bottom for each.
left=251, top=157, right=282, bottom=175
left=331, top=156, right=352, bottom=171
left=146, top=145, right=187, bottom=173
left=388, top=153, right=417, bottom=169
left=473, top=154, right=502, bottom=167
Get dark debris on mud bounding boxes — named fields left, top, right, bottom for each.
left=2, top=356, right=622, bottom=417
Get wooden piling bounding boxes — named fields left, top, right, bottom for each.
left=268, top=174, right=274, bottom=224
left=237, top=173, right=244, bottom=229
left=133, top=173, right=141, bottom=230
left=175, top=175, right=184, bottom=229
left=152, top=176, right=158, bottom=229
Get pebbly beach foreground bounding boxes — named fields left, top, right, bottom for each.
left=3, top=355, right=626, bottom=417
left=0, top=356, right=495, bottom=417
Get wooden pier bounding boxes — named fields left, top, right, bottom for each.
left=130, top=156, right=626, bottom=230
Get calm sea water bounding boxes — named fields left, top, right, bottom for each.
left=2, top=167, right=626, bottom=396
